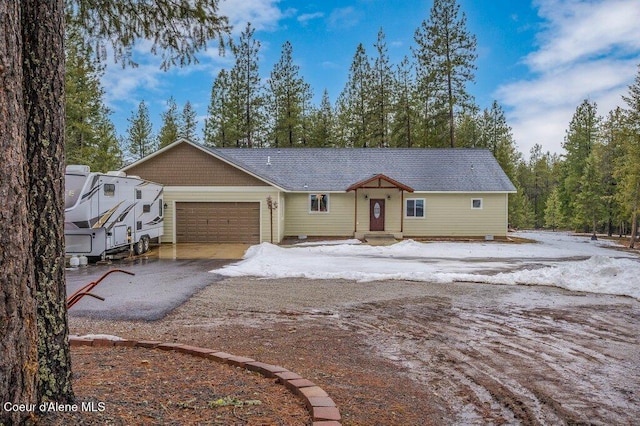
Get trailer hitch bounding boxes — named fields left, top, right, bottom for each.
left=67, top=269, right=135, bottom=309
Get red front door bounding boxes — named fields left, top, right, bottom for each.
left=370, top=199, right=385, bottom=231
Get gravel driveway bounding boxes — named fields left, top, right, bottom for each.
left=69, top=272, right=640, bottom=424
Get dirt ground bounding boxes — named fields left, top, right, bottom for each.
left=68, top=276, right=640, bottom=425
left=42, top=345, right=310, bottom=425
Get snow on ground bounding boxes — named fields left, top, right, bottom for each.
left=292, top=239, right=362, bottom=246
left=73, top=334, right=124, bottom=341
left=212, top=231, right=640, bottom=300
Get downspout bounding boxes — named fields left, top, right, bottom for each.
left=354, top=189, right=358, bottom=236
left=506, top=193, right=509, bottom=236
left=400, top=189, right=404, bottom=234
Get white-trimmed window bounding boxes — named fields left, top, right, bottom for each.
left=471, top=198, right=483, bottom=209
left=309, top=194, right=329, bottom=213
left=405, top=198, right=425, bottom=218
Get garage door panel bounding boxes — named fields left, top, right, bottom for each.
left=176, top=202, right=260, bottom=243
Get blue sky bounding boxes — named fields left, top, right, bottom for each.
left=101, top=0, right=640, bottom=157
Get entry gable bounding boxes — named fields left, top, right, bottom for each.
left=123, top=140, right=271, bottom=187
left=346, top=174, right=414, bottom=193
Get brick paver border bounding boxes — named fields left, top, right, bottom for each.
left=69, top=335, right=341, bottom=425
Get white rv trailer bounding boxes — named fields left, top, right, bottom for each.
left=64, top=165, right=164, bottom=259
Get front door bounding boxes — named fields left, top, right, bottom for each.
left=370, top=199, right=385, bottom=231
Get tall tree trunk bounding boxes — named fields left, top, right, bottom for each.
left=630, top=182, right=639, bottom=249
left=446, top=42, right=455, bottom=148
left=22, top=0, right=73, bottom=403
left=448, top=82, right=455, bottom=148
left=0, top=2, right=39, bottom=424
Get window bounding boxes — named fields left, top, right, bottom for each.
left=104, top=183, right=115, bottom=197
left=143, top=204, right=151, bottom=213
left=159, top=199, right=163, bottom=216
left=471, top=198, right=483, bottom=209
left=406, top=198, right=425, bottom=218
left=136, top=189, right=142, bottom=199
left=309, top=194, right=329, bottom=213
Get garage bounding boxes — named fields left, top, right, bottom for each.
left=175, top=202, right=260, bottom=243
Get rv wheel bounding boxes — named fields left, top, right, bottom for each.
left=134, top=239, right=144, bottom=255
left=142, top=236, right=150, bottom=253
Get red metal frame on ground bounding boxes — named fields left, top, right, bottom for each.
left=67, top=269, right=135, bottom=309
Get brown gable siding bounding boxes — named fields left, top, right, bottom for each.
left=126, top=142, right=270, bottom=186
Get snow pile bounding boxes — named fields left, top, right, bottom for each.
left=212, top=232, right=640, bottom=299
left=449, top=256, right=640, bottom=299
left=293, top=239, right=362, bottom=246
left=77, top=334, right=125, bottom=341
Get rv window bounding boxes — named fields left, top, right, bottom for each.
left=137, top=221, right=142, bottom=230
left=159, top=199, right=163, bottom=216
left=143, top=204, right=151, bottom=213
left=104, top=184, right=115, bottom=197
left=136, top=189, right=142, bottom=199
left=65, top=174, right=87, bottom=209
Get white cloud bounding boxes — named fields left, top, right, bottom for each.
left=101, top=58, right=164, bottom=110
left=219, top=0, right=284, bottom=34
left=298, top=12, right=324, bottom=25
left=328, top=7, right=362, bottom=30
left=497, top=0, right=640, bottom=156
left=527, top=0, right=640, bottom=71
left=321, top=61, right=341, bottom=70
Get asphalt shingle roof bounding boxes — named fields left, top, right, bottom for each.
left=205, top=146, right=517, bottom=193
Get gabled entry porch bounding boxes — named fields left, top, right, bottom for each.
left=346, top=174, right=414, bottom=240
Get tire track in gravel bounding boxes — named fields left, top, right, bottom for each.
left=335, top=295, right=640, bottom=425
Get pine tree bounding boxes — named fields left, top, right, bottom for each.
left=204, top=69, right=238, bottom=147
left=560, top=99, right=601, bottom=231
left=575, top=151, right=605, bottom=238
left=337, top=43, right=372, bottom=147
left=544, top=187, right=563, bottom=231
left=65, top=25, right=122, bottom=171
left=509, top=185, right=534, bottom=229
left=600, top=108, right=626, bottom=236
left=267, top=41, right=308, bottom=146
left=412, top=26, right=447, bottom=147
left=158, top=96, right=181, bottom=148
left=528, top=144, right=549, bottom=228
left=300, top=82, right=313, bottom=146
left=229, top=22, right=263, bottom=147
left=308, top=89, right=336, bottom=147
left=414, top=0, right=477, bottom=147
left=390, top=56, right=417, bottom=147
left=126, top=101, right=155, bottom=160
left=181, top=101, right=199, bottom=142
left=370, top=28, right=394, bottom=147
left=618, top=65, right=640, bottom=247
left=68, top=0, right=230, bottom=70
left=92, top=122, right=123, bottom=171
left=456, top=101, right=518, bottom=182
left=454, top=110, right=480, bottom=148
